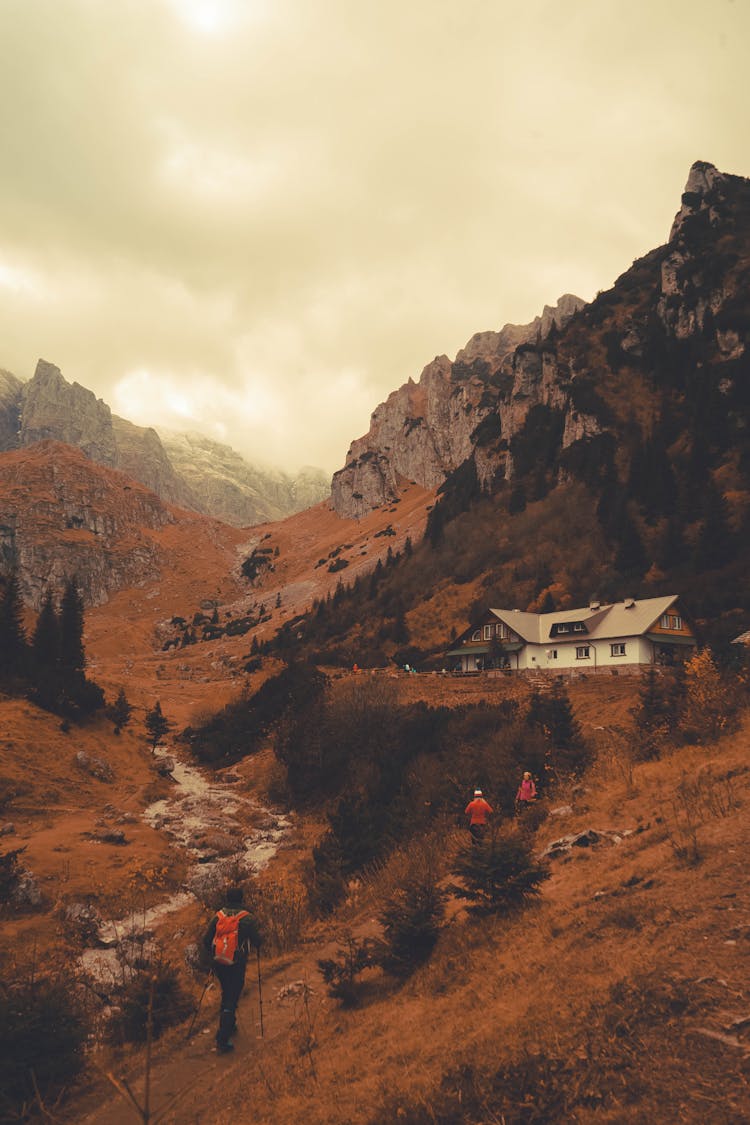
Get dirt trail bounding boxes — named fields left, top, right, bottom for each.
left=73, top=922, right=375, bottom=1125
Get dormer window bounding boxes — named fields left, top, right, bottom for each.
left=556, top=624, right=570, bottom=634
left=573, top=623, right=585, bottom=632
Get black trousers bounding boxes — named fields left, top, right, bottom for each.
left=213, top=960, right=247, bottom=1046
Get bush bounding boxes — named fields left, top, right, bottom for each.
left=0, top=971, right=89, bottom=1119
left=376, top=871, right=445, bottom=978
left=318, top=935, right=377, bottom=1007
left=450, top=828, right=549, bottom=915
left=108, top=955, right=192, bottom=1045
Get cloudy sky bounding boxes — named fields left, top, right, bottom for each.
left=0, top=0, right=747, bottom=474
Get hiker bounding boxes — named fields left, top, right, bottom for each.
left=464, top=788, right=493, bottom=843
left=203, top=886, right=262, bottom=1054
left=515, top=771, right=537, bottom=813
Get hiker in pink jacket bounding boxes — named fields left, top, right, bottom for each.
left=515, top=771, right=537, bottom=813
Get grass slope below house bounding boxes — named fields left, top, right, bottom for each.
left=63, top=701, right=750, bottom=1125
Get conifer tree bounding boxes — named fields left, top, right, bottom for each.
left=0, top=569, right=27, bottom=681
left=450, top=829, right=549, bottom=915
left=109, top=687, right=133, bottom=734
left=145, top=700, right=172, bottom=753
left=60, top=577, right=85, bottom=678
left=31, top=591, right=61, bottom=709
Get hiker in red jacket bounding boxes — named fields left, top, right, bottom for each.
left=464, top=788, right=493, bottom=843
left=203, top=886, right=262, bottom=1054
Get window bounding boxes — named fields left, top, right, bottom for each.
left=547, top=649, right=558, bottom=660
left=576, top=646, right=590, bottom=660
left=611, top=643, right=626, bottom=657
left=497, top=623, right=509, bottom=640
left=483, top=625, right=492, bottom=640
left=660, top=614, right=682, bottom=630
left=471, top=630, right=481, bottom=642
left=557, top=624, right=570, bottom=634
left=573, top=623, right=585, bottom=632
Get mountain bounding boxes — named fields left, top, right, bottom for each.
left=331, top=294, right=585, bottom=518
left=293, top=161, right=750, bottom=661
left=0, top=361, right=329, bottom=526
left=0, top=440, right=248, bottom=609
left=156, top=429, right=329, bottom=526
left=332, top=160, right=749, bottom=529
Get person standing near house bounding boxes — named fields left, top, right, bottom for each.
left=515, top=771, right=537, bottom=814
left=203, top=886, right=263, bottom=1054
left=465, top=788, right=493, bottom=843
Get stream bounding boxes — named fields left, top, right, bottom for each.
left=81, top=746, right=290, bottom=982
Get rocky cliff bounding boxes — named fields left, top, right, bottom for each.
left=332, top=161, right=750, bottom=520
left=0, top=442, right=174, bottom=608
left=331, top=295, right=585, bottom=518
left=0, top=361, right=329, bottom=526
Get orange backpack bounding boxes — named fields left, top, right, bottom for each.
left=212, top=909, right=249, bottom=965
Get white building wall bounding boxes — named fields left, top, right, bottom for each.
left=520, top=635, right=653, bottom=671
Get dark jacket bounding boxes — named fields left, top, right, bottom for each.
left=203, top=906, right=262, bottom=965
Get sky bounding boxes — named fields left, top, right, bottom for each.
left=0, top=0, right=748, bottom=475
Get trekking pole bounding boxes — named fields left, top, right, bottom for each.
left=256, top=947, right=265, bottom=1038
left=186, top=970, right=213, bottom=1040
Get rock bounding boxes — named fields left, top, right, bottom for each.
left=75, top=750, right=114, bottom=783
left=276, top=980, right=314, bottom=1002
left=156, top=757, right=176, bottom=778
left=0, top=822, right=15, bottom=836
left=541, top=827, right=632, bottom=859
left=549, top=805, right=574, bottom=818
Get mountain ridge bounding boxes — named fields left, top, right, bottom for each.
left=0, top=361, right=329, bottom=527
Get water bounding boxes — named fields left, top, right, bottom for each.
left=81, top=745, right=289, bottom=982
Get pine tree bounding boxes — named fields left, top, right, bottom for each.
left=376, top=874, right=445, bottom=976
left=0, top=569, right=27, bottom=681
left=145, top=700, right=172, bottom=753
left=450, top=829, right=549, bottom=915
left=60, top=578, right=85, bottom=678
left=31, top=591, right=61, bottom=709
left=109, top=687, right=133, bottom=734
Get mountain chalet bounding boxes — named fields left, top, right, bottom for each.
left=447, top=596, right=696, bottom=674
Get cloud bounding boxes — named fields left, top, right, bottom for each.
left=0, top=0, right=748, bottom=472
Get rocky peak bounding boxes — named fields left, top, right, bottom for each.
left=0, top=369, right=22, bottom=450
left=20, top=360, right=118, bottom=466
left=669, top=160, right=724, bottom=240
left=331, top=294, right=585, bottom=519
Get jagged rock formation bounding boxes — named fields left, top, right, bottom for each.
left=331, top=295, right=585, bottom=518
left=20, top=361, right=118, bottom=466
left=157, top=430, right=329, bottom=527
left=0, top=362, right=328, bottom=526
left=332, top=161, right=750, bottom=520
left=111, top=416, right=196, bottom=508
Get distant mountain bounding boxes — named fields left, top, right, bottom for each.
left=0, top=362, right=329, bottom=525
left=157, top=430, right=328, bottom=526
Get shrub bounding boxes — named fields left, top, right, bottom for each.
left=376, top=871, right=445, bottom=978
left=108, top=955, right=192, bottom=1045
left=450, top=828, right=549, bottom=915
left=0, top=971, right=89, bottom=1119
left=318, top=935, right=377, bottom=1007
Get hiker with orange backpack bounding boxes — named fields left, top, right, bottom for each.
left=203, top=886, right=263, bottom=1054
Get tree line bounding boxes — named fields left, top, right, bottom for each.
left=0, top=569, right=104, bottom=718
